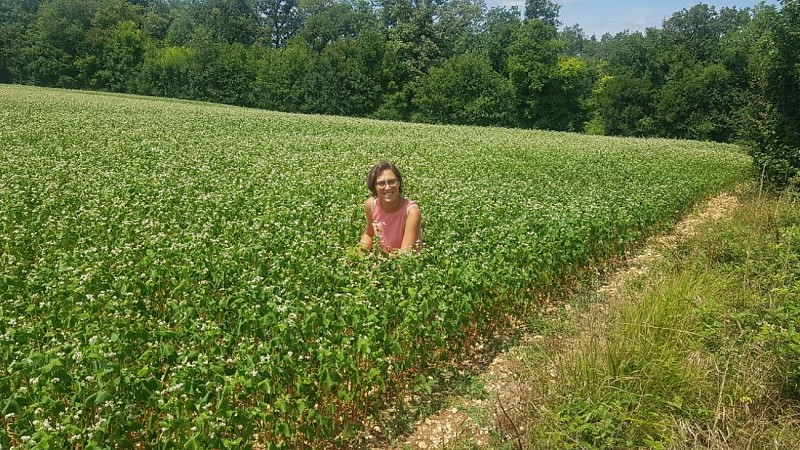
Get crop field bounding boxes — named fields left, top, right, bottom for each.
left=0, top=85, right=751, bottom=448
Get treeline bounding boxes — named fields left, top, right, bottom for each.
left=1, top=0, right=798, bottom=186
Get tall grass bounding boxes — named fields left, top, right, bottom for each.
left=521, top=187, right=800, bottom=449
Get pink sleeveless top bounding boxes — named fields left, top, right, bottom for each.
left=372, top=198, right=420, bottom=251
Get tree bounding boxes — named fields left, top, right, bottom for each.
left=523, top=0, right=559, bottom=26
left=506, top=18, right=560, bottom=128
left=304, top=31, right=384, bottom=116
left=380, top=0, right=442, bottom=85
left=596, top=30, right=660, bottom=80
left=661, top=3, right=721, bottom=62
left=375, top=0, right=483, bottom=100
left=434, top=0, right=485, bottom=58
left=535, top=56, right=593, bottom=131
left=141, top=45, right=199, bottom=98
left=373, top=0, right=444, bottom=121
left=189, top=41, right=258, bottom=106
left=255, top=0, right=303, bottom=47
left=413, top=53, right=516, bottom=126
left=655, top=63, right=735, bottom=141
left=477, top=6, right=521, bottom=74
left=297, top=0, right=380, bottom=51
left=0, top=0, right=40, bottom=83
left=742, top=0, right=800, bottom=188
left=140, top=0, right=171, bottom=41
left=95, top=19, right=146, bottom=91
left=163, top=4, right=198, bottom=46
left=594, top=74, right=656, bottom=137
left=30, top=0, right=97, bottom=86
left=201, top=0, right=259, bottom=45
left=252, top=42, right=314, bottom=111
left=560, top=24, right=586, bottom=56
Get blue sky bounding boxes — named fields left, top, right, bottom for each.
left=483, top=0, right=780, bottom=38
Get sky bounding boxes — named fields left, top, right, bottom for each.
left=483, top=0, right=780, bottom=38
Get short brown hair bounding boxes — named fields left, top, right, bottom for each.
left=366, top=161, right=403, bottom=197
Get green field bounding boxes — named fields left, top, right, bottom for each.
left=0, top=85, right=751, bottom=448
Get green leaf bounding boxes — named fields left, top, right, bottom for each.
left=87, top=390, right=111, bottom=406
left=258, top=379, right=272, bottom=394
left=184, top=436, right=198, bottom=450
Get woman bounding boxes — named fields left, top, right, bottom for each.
left=359, top=161, right=422, bottom=253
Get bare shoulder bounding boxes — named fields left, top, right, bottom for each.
left=406, top=201, right=421, bottom=217
left=364, top=197, right=374, bottom=213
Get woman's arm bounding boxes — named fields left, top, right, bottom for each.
left=359, top=198, right=375, bottom=250
left=400, top=204, right=421, bottom=252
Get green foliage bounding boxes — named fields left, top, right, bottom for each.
left=95, top=20, right=146, bottom=92
left=559, top=24, right=587, bottom=57
left=594, top=31, right=659, bottom=81
left=163, top=4, right=198, bottom=46
left=191, top=41, right=258, bottom=106
left=655, top=63, right=736, bottom=141
left=30, top=0, right=96, bottom=86
left=142, top=45, right=199, bottom=99
left=477, top=6, right=521, bottom=74
left=432, top=0, right=485, bottom=58
left=297, top=0, right=378, bottom=52
left=252, top=42, right=314, bottom=112
left=693, top=195, right=800, bottom=398
left=0, top=86, right=751, bottom=448
left=506, top=18, right=560, bottom=128
left=662, top=3, right=725, bottom=62
left=372, top=88, right=415, bottom=122
left=23, top=0, right=146, bottom=89
left=536, top=272, right=718, bottom=449
left=534, top=56, right=593, bottom=132
left=523, top=0, right=560, bottom=27
left=594, top=74, right=656, bottom=137
left=531, top=190, right=800, bottom=449
left=303, top=31, right=385, bottom=116
left=741, top=0, right=800, bottom=189
left=255, top=0, right=303, bottom=47
left=0, top=0, right=39, bottom=83
left=201, top=0, right=259, bottom=45
left=413, top=53, right=516, bottom=127
left=381, top=1, right=442, bottom=89
left=2, top=0, right=797, bottom=147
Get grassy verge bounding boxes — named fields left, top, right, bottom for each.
left=504, top=188, right=800, bottom=449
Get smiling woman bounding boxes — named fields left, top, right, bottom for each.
left=359, top=161, right=423, bottom=252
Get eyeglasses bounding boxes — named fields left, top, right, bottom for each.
left=376, top=178, right=399, bottom=188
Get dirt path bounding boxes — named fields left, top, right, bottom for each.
left=382, top=191, right=741, bottom=449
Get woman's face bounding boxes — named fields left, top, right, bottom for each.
left=375, top=168, right=400, bottom=203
